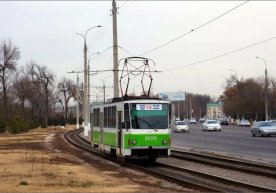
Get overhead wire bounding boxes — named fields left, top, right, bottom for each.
left=163, top=35, right=276, bottom=72
left=138, top=0, right=250, bottom=56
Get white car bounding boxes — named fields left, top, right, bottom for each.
left=202, top=120, right=221, bottom=131
left=189, top=118, right=197, bottom=124
left=251, top=121, right=276, bottom=137
left=238, top=119, right=251, bottom=127
left=174, top=121, right=189, bottom=133
left=270, top=120, right=276, bottom=126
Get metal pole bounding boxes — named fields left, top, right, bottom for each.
left=88, top=61, right=91, bottom=131
left=256, top=57, right=269, bottom=121
left=112, top=0, right=119, bottom=98
left=76, top=75, right=79, bottom=129
left=177, top=100, right=179, bottom=119
left=265, top=68, right=268, bottom=120
left=76, top=25, right=101, bottom=136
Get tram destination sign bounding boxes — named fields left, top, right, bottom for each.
left=136, top=104, right=162, bottom=110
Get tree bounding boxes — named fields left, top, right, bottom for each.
left=222, top=76, right=263, bottom=120
left=57, top=77, right=77, bottom=125
left=27, top=61, right=55, bottom=128
left=0, top=39, right=20, bottom=117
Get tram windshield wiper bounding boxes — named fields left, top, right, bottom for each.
left=136, top=117, right=154, bottom=129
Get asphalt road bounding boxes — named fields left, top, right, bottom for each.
left=171, top=123, right=276, bottom=165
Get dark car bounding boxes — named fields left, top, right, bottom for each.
left=219, top=118, right=229, bottom=125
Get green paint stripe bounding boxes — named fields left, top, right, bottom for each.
left=92, top=131, right=100, bottom=144
left=104, top=132, right=116, bottom=147
left=124, top=134, right=170, bottom=148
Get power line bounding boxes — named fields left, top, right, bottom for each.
left=118, top=45, right=135, bottom=56
left=163, top=35, right=276, bottom=72
left=138, top=0, right=249, bottom=56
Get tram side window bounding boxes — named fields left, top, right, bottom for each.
left=104, top=107, right=108, bottom=127
left=93, top=108, right=100, bottom=127
left=124, top=103, right=130, bottom=128
left=111, top=106, right=116, bottom=128
left=107, top=106, right=116, bottom=128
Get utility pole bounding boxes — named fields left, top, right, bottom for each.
left=88, top=62, right=91, bottom=131
left=256, top=57, right=269, bottom=121
left=112, top=0, right=119, bottom=98
left=76, top=25, right=101, bottom=136
left=76, top=75, right=79, bottom=129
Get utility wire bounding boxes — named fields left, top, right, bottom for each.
left=163, top=35, right=276, bottom=72
left=118, top=46, right=135, bottom=56
left=70, top=45, right=113, bottom=73
left=138, top=0, right=249, bottom=56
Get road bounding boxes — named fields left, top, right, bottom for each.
left=171, top=123, right=276, bottom=165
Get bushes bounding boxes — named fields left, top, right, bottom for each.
left=0, top=116, right=40, bottom=134
left=0, top=116, right=7, bottom=133
left=7, top=118, right=30, bottom=134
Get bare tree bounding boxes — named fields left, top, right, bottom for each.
left=27, top=61, right=55, bottom=128
left=0, top=39, right=20, bottom=117
left=12, top=70, right=33, bottom=114
left=57, top=77, right=77, bottom=125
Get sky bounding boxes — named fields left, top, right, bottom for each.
left=1, top=1, right=276, bottom=102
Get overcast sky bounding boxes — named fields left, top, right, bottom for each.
left=1, top=1, right=275, bottom=101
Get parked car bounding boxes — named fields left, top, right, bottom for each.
left=251, top=121, right=276, bottom=137
left=199, top=118, right=205, bottom=123
left=219, top=118, right=229, bottom=125
left=270, top=120, right=276, bottom=126
left=174, top=121, right=189, bottom=133
left=189, top=118, right=197, bottom=124
left=202, top=120, right=221, bottom=131
left=238, top=119, right=251, bottom=127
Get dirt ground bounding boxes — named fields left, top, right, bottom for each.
left=0, top=126, right=191, bottom=192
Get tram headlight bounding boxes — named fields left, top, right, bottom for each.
left=132, top=139, right=137, bottom=145
left=162, top=139, right=167, bottom=144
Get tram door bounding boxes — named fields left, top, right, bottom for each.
left=117, top=111, right=122, bottom=155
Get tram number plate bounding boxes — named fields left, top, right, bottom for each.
left=145, top=136, right=157, bottom=141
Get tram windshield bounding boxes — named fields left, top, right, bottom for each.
left=130, top=103, right=169, bottom=129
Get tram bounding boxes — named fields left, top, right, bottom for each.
left=90, top=57, right=171, bottom=162
left=91, top=97, right=171, bottom=162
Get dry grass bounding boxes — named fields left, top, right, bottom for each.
left=0, top=125, right=145, bottom=192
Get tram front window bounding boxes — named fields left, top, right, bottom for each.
left=130, top=104, right=169, bottom=129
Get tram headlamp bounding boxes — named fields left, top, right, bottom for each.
left=132, top=139, right=137, bottom=145
left=162, top=139, right=167, bottom=144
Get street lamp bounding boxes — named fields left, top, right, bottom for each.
left=256, top=56, right=269, bottom=121
left=229, top=68, right=239, bottom=121
left=87, top=52, right=100, bottom=131
left=76, top=25, right=102, bottom=136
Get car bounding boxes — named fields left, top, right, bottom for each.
left=238, top=119, right=251, bottom=127
left=219, top=118, right=229, bottom=125
left=270, top=120, right=276, bottom=126
left=199, top=118, right=205, bottom=122
left=251, top=121, right=276, bottom=137
left=174, top=121, right=189, bottom=133
left=202, top=119, right=221, bottom=131
left=189, top=118, right=197, bottom=124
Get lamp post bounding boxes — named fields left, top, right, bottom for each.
left=76, top=25, right=102, bottom=136
left=229, top=68, right=239, bottom=121
left=88, top=52, right=100, bottom=129
left=256, top=56, right=269, bottom=121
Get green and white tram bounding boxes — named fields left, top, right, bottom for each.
left=91, top=97, right=171, bottom=162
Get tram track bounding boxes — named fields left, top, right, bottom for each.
left=171, top=149, right=276, bottom=178
left=65, top=129, right=276, bottom=192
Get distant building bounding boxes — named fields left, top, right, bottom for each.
left=207, top=102, right=224, bottom=119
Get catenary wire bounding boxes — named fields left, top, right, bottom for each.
left=138, top=0, right=249, bottom=56
left=163, top=35, right=276, bottom=72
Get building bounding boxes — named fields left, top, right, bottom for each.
left=207, top=102, right=224, bottom=119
